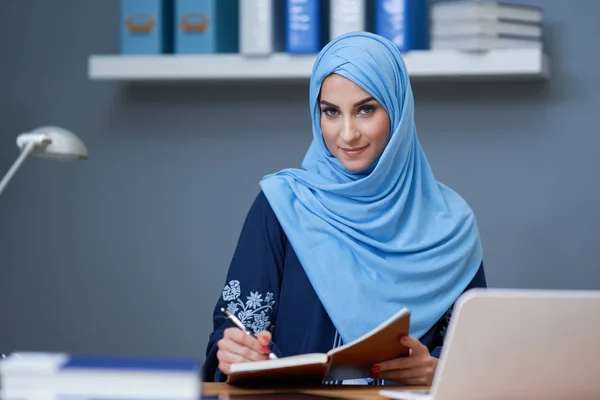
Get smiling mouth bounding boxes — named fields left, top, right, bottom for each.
left=340, top=145, right=368, bottom=152
left=340, top=144, right=369, bottom=158
left=340, top=144, right=368, bottom=153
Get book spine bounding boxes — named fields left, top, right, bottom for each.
left=240, top=0, right=274, bottom=55
left=431, top=20, right=542, bottom=39
left=375, top=0, right=429, bottom=51
left=329, top=0, right=367, bottom=40
left=0, top=352, right=68, bottom=375
left=63, top=355, right=199, bottom=371
left=285, top=0, right=322, bottom=53
left=431, top=2, right=543, bottom=24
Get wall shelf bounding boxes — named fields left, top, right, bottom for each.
left=88, top=48, right=549, bottom=82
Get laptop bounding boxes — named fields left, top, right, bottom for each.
left=380, top=288, right=600, bottom=400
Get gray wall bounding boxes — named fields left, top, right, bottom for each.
left=0, top=0, right=598, bottom=360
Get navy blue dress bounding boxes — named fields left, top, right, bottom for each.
left=202, top=191, right=487, bottom=384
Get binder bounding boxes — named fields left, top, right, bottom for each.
left=120, top=0, right=173, bottom=55
left=174, top=0, right=239, bottom=54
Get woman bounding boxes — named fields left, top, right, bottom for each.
left=202, top=31, right=486, bottom=386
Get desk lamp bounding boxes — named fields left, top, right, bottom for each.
left=0, top=126, right=88, bottom=197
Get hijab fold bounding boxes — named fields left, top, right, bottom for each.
left=260, top=32, right=482, bottom=345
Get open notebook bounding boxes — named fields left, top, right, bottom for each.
left=227, top=308, right=411, bottom=384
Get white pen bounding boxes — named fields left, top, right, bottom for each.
left=220, top=307, right=278, bottom=360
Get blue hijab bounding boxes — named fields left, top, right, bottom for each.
left=259, top=32, right=483, bottom=345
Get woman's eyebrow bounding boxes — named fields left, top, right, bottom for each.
left=319, top=96, right=375, bottom=108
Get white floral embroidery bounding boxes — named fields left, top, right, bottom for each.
left=246, top=291, right=263, bottom=309
left=252, top=310, right=270, bottom=332
left=226, top=302, right=239, bottom=314
left=222, top=280, right=241, bottom=301
left=265, top=292, right=274, bottom=303
left=222, top=280, right=275, bottom=333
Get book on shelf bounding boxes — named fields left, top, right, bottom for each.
left=329, top=0, right=374, bottom=40
left=239, top=0, right=285, bottom=55
left=431, top=1, right=543, bottom=24
left=431, top=19, right=542, bottom=39
left=431, top=34, right=542, bottom=51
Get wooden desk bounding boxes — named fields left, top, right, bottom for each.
left=203, top=382, right=429, bottom=400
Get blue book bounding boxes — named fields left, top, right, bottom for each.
left=0, top=352, right=201, bottom=399
left=285, top=0, right=329, bottom=54
left=120, top=0, right=174, bottom=55
left=174, top=0, right=239, bottom=54
left=375, top=0, right=429, bottom=52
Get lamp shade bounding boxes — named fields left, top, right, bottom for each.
left=17, top=126, right=88, bottom=161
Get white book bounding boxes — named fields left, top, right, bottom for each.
left=329, top=0, right=369, bottom=40
left=431, top=35, right=542, bottom=51
left=432, top=1, right=543, bottom=24
left=239, top=0, right=284, bottom=55
left=432, top=19, right=542, bottom=39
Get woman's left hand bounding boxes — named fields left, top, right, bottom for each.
left=369, top=336, right=438, bottom=386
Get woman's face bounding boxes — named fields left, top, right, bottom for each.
left=319, top=74, right=390, bottom=172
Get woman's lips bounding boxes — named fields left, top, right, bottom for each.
left=340, top=144, right=369, bottom=158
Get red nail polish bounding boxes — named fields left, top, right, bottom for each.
left=259, top=336, right=270, bottom=345
left=260, top=346, right=270, bottom=354
left=371, top=366, right=380, bottom=373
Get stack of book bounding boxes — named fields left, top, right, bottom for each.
left=429, top=0, right=543, bottom=51
left=0, top=351, right=202, bottom=399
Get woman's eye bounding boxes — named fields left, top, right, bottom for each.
left=321, top=108, right=339, bottom=116
left=359, top=105, right=375, bottom=115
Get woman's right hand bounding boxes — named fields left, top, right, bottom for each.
left=217, top=328, right=273, bottom=375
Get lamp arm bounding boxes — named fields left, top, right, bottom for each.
left=0, top=140, right=38, bottom=197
